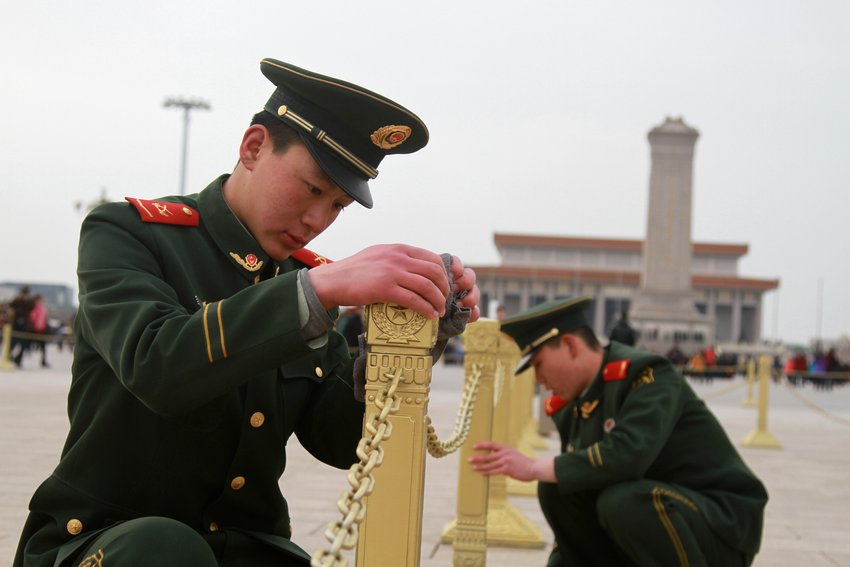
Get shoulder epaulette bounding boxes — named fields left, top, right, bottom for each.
left=125, top=197, right=199, bottom=227
left=603, top=359, right=631, bottom=382
left=544, top=394, right=569, bottom=416
left=291, top=248, right=333, bottom=267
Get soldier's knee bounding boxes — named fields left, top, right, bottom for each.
left=596, top=481, right=651, bottom=533
left=76, top=516, right=216, bottom=566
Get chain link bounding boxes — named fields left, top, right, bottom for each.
left=311, top=367, right=403, bottom=567
left=426, top=362, right=483, bottom=458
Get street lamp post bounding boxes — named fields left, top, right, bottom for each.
left=163, top=97, right=210, bottom=195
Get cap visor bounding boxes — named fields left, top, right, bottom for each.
left=299, top=132, right=373, bottom=209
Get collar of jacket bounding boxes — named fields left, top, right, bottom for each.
left=199, top=174, right=293, bottom=283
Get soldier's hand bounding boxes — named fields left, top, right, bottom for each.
left=448, top=255, right=481, bottom=323
left=469, top=441, right=555, bottom=482
left=307, top=244, right=451, bottom=319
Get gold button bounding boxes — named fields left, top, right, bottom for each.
left=231, top=476, right=246, bottom=490
left=315, top=367, right=324, bottom=378
left=250, top=412, right=265, bottom=428
left=66, top=519, right=83, bottom=535
left=182, top=207, right=193, bottom=216
left=209, top=522, right=219, bottom=532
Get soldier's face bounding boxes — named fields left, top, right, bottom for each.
left=532, top=337, right=585, bottom=400
left=243, top=141, right=354, bottom=260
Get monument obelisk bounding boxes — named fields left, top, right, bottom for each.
left=630, top=116, right=711, bottom=353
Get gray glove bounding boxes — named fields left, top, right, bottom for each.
left=351, top=253, right=472, bottom=402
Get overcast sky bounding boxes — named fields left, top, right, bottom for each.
left=2, top=1, right=847, bottom=345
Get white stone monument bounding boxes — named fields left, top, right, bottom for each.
left=630, top=117, right=711, bottom=354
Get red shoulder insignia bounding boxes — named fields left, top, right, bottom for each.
left=603, top=359, right=631, bottom=382
left=544, top=394, right=569, bottom=416
left=125, top=197, right=199, bottom=227
left=291, top=248, right=333, bottom=267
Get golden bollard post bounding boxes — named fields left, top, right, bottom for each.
left=440, top=319, right=500, bottom=566
left=741, top=358, right=757, bottom=407
left=1, top=323, right=15, bottom=371
left=741, top=355, right=782, bottom=449
left=355, top=302, right=437, bottom=567
left=507, top=365, right=545, bottom=497
left=483, top=333, right=544, bottom=548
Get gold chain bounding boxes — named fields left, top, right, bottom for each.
left=311, top=362, right=485, bottom=565
left=311, top=367, right=403, bottom=567
left=426, top=362, right=483, bottom=458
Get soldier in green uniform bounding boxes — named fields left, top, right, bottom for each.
left=469, top=297, right=767, bottom=567
left=14, top=58, right=480, bottom=566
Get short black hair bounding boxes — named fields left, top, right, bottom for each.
left=573, top=326, right=602, bottom=351
left=541, top=325, right=602, bottom=352
left=250, top=110, right=302, bottom=153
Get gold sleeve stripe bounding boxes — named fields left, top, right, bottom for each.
left=216, top=300, right=227, bottom=359
left=593, top=443, right=603, bottom=467
left=651, top=488, right=690, bottom=566
left=203, top=303, right=213, bottom=363
left=587, top=447, right=597, bottom=468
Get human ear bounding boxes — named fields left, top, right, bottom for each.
left=238, top=125, right=268, bottom=170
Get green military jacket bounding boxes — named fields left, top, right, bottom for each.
left=15, top=175, right=364, bottom=566
left=546, top=341, right=768, bottom=556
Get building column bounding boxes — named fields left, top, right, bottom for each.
left=731, top=290, right=742, bottom=344
left=707, top=290, right=717, bottom=343
left=594, top=285, right=606, bottom=336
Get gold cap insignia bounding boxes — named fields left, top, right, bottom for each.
left=370, top=125, right=412, bottom=150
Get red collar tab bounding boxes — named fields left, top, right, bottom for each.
left=125, top=197, right=199, bottom=227
left=603, top=359, right=631, bottom=382
left=544, top=395, right=569, bottom=416
left=291, top=248, right=333, bottom=267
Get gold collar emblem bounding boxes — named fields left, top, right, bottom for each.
left=230, top=252, right=264, bottom=272
left=580, top=400, right=599, bottom=419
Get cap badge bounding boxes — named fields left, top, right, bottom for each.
left=604, top=418, right=616, bottom=433
left=230, top=252, right=264, bottom=272
left=371, top=125, right=412, bottom=150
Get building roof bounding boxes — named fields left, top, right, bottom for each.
left=470, top=265, right=778, bottom=291
left=493, top=233, right=749, bottom=257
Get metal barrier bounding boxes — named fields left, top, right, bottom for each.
left=442, top=322, right=545, bottom=553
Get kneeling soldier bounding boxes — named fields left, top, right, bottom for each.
left=470, top=297, right=767, bottom=567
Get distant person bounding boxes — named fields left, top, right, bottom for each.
left=338, top=306, right=364, bottom=356
left=495, top=305, right=507, bottom=321
left=28, top=294, right=49, bottom=368
left=825, top=348, right=845, bottom=372
left=470, top=296, right=768, bottom=566
left=665, top=342, right=688, bottom=366
left=608, top=309, right=636, bottom=346
left=703, top=344, right=718, bottom=366
left=10, top=285, right=34, bottom=367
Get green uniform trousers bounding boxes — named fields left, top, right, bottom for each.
left=539, top=479, right=751, bottom=567
left=66, top=517, right=310, bottom=567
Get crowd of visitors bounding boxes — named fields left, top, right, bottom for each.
left=0, top=284, right=70, bottom=368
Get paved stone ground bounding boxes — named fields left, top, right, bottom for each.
left=3, top=346, right=849, bottom=566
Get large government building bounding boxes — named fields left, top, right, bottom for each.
left=470, top=233, right=778, bottom=346
left=472, top=117, right=780, bottom=353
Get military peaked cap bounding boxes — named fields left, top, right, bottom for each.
left=500, top=296, right=593, bottom=374
left=260, top=58, right=429, bottom=208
